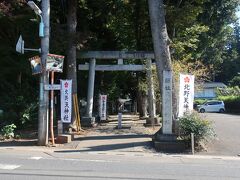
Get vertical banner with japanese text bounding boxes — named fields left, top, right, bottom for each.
left=99, top=95, right=107, bottom=121
left=178, top=74, right=194, bottom=117
left=60, top=80, right=72, bottom=123
left=162, top=70, right=173, bottom=134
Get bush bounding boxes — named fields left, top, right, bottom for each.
left=216, top=87, right=240, bottom=113
left=229, top=76, right=240, bottom=87
left=178, top=112, right=215, bottom=147
left=1, top=124, right=16, bottom=139
left=218, top=95, right=240, bottom=113
left=20, top=103, right=38, bottom=128
left=194, top=99, right=207, bottom=105
left=216, top=86, right=240, bottom=96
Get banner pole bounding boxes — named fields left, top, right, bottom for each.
left=50, top=71, right=55, bottom=145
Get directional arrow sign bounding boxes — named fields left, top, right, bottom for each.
left=16, top=35, right=41, bottom=54
left=16, top=35, right=24, bottom=54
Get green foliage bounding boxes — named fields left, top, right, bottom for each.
left=216, top=86, right=240, bottom=96
left=179, top=112, right=215, bottom=146
left=217, top=25, right=240, bottom=83
left=194, top=99, right=207, bottom=105
left=1, top=124, right=16, bottom=139
left=198, top=0, right=239, bottom=68
left=0, top=2, right=40, bottom=129
left=229, top=76, right=240, bottom=87
left=0, top=90, right=38, bottom=129
left=218, top=95, right=240, bottom=113
left=20, top=103, right=38, bottom=127
left=172, top=24, right=209, bottom=61
left=166, top=0, right=240, bottom=83
left=216, top=87, right=240, bottom=112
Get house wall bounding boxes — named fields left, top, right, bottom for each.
left=195, top=88, right=216, bottom=99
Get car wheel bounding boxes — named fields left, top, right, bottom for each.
left=219, top=108, right=225, bottom=113
left=200, top=108, right=205, bottom=113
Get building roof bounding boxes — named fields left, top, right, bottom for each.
left=198, top=82, right=227, bottom=88
left=204, top=82, right=226, bottom=88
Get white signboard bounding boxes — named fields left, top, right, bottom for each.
left=178, top=74, right=195, bottom=117
left=99, top=95, right=107, bottom=121
left=162, top=70, right=173, bottom=134
left=60, top=80, right=72, bottom=123
left=46, top=54, right=64, bottom=72
left=44, top=84, right=61, bottom=90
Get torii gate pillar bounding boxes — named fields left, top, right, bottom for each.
left=146, top=59, right=160, bottom=126
left=82, top=58, right=96, bottom=126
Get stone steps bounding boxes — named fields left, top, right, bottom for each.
left=99, top=114, right=142, bottom=127
left=107, top=115, right=140, bottom=122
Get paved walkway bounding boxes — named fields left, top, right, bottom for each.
left=64, top=115, right=160, bottom=153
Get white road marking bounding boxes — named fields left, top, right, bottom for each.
left=0, top=164, right=21, bottom=170
left=55, top=158, right=119, bottom=163
left=29, top=156, right=43, bottom=160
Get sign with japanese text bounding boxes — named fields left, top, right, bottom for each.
left=44, top=84, right=61, bottom=90
left=46, top=54, right=64, bottom=72
left=178, top=74, right=195, bottom=117
left=99, top=95, right=107, bottom=121
left=60, top=80, right=72, bottom=123
left=162, top=70, right=173, bottom=134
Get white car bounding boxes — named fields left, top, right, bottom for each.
left=197, top=101, right=225, bottom=113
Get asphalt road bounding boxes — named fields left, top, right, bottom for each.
left=198, top=113, right=240, bottom=156
left=0, top=149, right=240, bottom=180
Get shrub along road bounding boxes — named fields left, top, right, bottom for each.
left=198, top=113, right=240, bottom=156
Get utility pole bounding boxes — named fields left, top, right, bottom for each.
left=38, top=0, right=50, bottom=146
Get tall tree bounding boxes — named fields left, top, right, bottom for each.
left=197, top=0, right=239, bottom=77
left=148, top=0, right=178, bottom=132
left=66, top=0, right=77, bottom=127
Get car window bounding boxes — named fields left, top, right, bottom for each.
left=207, top=102, right=215, bottom=105
left=206, top=101, right=222, bottom=105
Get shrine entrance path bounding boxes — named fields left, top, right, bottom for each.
left=66, top=114, right=160, bottom=154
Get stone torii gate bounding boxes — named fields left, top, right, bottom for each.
left=77, top=51, right=158, bottom=126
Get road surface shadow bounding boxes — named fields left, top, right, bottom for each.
left=54, top=141, right=154, bottom=153
left=73, top=134, right=152, bottom=141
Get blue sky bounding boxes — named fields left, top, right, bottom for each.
left=237, top=8, right=240, bottom=22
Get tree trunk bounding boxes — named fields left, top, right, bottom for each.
left=66, top=0, right=77, bottom=128
left=137, top=89, right=144, bottom=117
left=148, top=0, right=178, bottom=132
left=142, top=94, right=148, bottom=117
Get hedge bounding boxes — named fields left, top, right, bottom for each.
left=218, top=96, right=240, bottom=113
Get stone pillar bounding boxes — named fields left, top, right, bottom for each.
left=146, top=59, right=159, bottom=126
left=162, top=70, right=172, bottom=134
left=82, top=58, right=96, bottom=126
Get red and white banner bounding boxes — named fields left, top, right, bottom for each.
left=60, top=80, right=72, bottom=123
left=178, top=74, right=194, bottom=117
left=99, top=95, right=107, bottom=121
